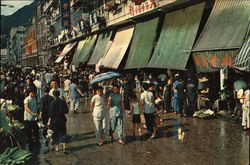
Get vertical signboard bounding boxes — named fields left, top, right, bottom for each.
left=60, top=0, right=71, bottom=29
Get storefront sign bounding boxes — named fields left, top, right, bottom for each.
left=193, top=51, right=238, bottom=72
left=60, top=0, right=71, bottom=29
left=129, top=0, right=157, bottom=16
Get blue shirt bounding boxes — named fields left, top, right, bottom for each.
left=173, top=80, right=179, bottom=98
left=24, top=96, right=38, bottom=121
left=109, top=93, right=123, bottom=117
left=69, top=83, right=80, bottom=99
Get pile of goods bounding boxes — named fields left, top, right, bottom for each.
left=193, top=109, right=215, bottom=119
left=0, top=147, right=33, bottom=165
left=0, top=101, right=26, bottom=153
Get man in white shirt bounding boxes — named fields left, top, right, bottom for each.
left=141, top=83, right=156, bottom=139
left=64, top=76, right=71, bottom=103
left=91, top=86, right=105, bottom=146
left=49, top=80, right=65, bottom=100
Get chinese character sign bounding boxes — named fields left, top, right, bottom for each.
left=129, top=0, right=157, bottom=16
left=60, top=0, right=71, bottom=29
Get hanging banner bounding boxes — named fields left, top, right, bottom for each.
left=60, top=0, right=71, bottom=29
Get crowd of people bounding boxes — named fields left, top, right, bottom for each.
left=0, top=66, right=249, bottom=153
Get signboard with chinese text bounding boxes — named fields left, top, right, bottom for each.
left=60, top=0, right=71, bottom=29
left=192, top=50, right=238, bottom=72
left=129, top=0, right=157, bottom=16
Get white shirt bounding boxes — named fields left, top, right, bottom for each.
left=64, top=79, right=71, bottom=91
left=49, top=88, right=65, bottom=100
left=141, top=91, right=154, bottom=114
left=158, top=74, right=167, bottom=82
left=33, top=80, right=42, bottom=89
left=91, top=94, right=105, bottom=118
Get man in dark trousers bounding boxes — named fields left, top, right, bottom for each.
left=39, top=87, right=54, bottom=137
left=186, top=78, right=197, bottom=116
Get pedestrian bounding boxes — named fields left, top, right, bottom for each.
left=186, top=78, right=197, bottom=116
left=108, top=85, right=126, bottom=145
left=47, top=90, right=69, bottom=153
left=91, top=86, right=105, bottom=146
left=163, top=79, right=172, bottom=114
left=241, top=86, right=250, bottom=130
left=176, top=78, right=186, bottom=116
left=40, top=87, right=54, bottom=137
left=69, top=78, right=84, bottom=114
left=141, top=83, right=156, bottom=139
left=33, top=75, right=44, bottom=103
left=49, top=79, right=65, bottom=100
left=23, top=77, right=37, bottom=97
left=130, top=94, right=142, bottom=140
left=63, top=76, right=71, bottom=103
left=44, top=70, right=54, bottom=87
left=80, top=76, right=89, bottom=100
left=122, top=78, right=134, bottom=114
left=4, top=78, right=16, bottom=102
left=173, top=74, right=180, bottom=114
left=23, top=89, right=40, bottom=146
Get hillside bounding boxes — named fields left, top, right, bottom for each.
left=1, top=1, right=36, bottom=48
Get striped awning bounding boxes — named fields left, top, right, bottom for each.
left=233, top=36, right=250, bottom=72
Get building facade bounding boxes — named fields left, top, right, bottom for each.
left=21, top=16, right=38, bottom=67
left=7, top=26, right=25, bottom=65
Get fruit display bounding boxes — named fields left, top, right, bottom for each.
left=0, top=147, right=33, bottom=165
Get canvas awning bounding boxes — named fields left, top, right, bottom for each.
left=101, top=26, right=134, bottom=69
left=71, top=40, right=86, bottom=65
left=71, top=35, right=97, bottom=66
left=88, top=30, right=113, bottom=65
left=55, top=42, right=77, bottom=63
left=125, top=17, right=159, bottom=69
left=233, top=36, right=250, bottom=72
left=147, top=2, right=205, bottom=70
left=192, top=0, right=250, bottom=72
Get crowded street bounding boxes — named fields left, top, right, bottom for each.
left=1, top=0, right=250, bottom=165
left=32, top=99, right=249, bottom=165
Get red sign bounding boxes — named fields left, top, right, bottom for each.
left=129, top=0, right=157, bottom=16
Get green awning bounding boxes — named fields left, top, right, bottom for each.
left=192, top=0, right=250, bottom=72
left=101, top=26, right=134, bottom=69
left=125, top=17, right=159, bottom=69
left=147, top=2, right=205, bottom=70
left=88, top=30, right=113, bottom=65
left=71, top=40, right=86, bottom=65
left=72, top=35, right=97, bottom=66
left=233, top=36, right=250, bottom=72
left=193, top=0, right=250, bottom=51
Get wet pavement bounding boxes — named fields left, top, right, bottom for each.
left=31, top=98, right=249, bottom=165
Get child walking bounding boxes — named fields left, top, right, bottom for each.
left=130, top=94, right=142, bottom=140
left=91, top=86, right=106, bottom=146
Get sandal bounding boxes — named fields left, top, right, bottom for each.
left=118, top=140, right=125, bottom=145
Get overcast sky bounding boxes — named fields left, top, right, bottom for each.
left=1, top=0, right=34, bottom=16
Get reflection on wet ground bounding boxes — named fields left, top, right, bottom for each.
left=29, top=99, right=249, bottom=165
